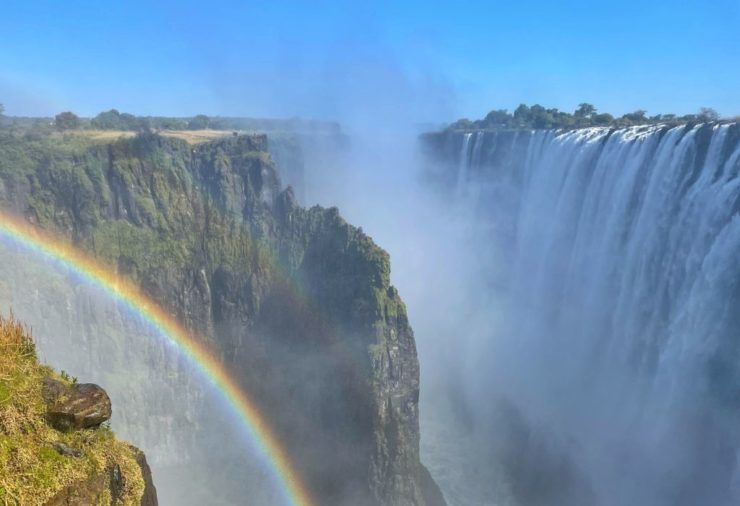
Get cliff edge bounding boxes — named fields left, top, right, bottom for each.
left=0, top=315, right=157, bottom=505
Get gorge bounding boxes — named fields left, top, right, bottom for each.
left=2, top=117, right=740, bottom=506
left=1, top=1, right=736, bottom=504
left=0, top=129, right=442, bottom=505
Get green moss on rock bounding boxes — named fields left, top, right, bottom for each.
left=0, top=315, right=150, bottom=505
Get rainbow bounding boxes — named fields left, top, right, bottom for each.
left=0, top=210, right=313, bottom=506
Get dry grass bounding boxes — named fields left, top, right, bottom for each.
left=157, top=129, right=236, bottom=144
left=69, top=129, right=236, bottom=145
left=0, top=315, right=144, bottom=505
left=67, top=130, right=137, bottom=142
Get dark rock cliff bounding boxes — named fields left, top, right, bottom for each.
left=0, top=131, right=440, bottom=505
left=44, top=443, right=158, bottom=506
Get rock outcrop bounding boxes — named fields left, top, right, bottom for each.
left=45, top=450, right=158, bottom=506
left=45, top=471, right=117, bottom=506
left=133, top=447, right=159, bottom=506
left=0, top=315, right=157, bottom=505
left=44, top=381, right=112, bottom=431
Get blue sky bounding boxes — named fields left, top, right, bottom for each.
left=1, top=0, right=738, bottom=124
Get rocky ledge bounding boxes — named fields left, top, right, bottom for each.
left=0, top=315, right=157, bottom=505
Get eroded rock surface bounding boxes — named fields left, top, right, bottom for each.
left=45, top=381, right=112, bottom=431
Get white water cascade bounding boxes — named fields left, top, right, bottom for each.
left=456, top=132, right=474, bottom=196
left=423, top=123, right=740, bottom=506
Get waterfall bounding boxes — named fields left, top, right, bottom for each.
left=424, top=123, right=740, bottom=506
left=456, top=132, right=474, bottom=195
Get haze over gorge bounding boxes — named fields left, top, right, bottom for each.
left=0, top=91, right=739, bottom=506
left=1, top=2, right=739, bottom=504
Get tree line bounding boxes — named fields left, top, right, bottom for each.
left=79, top=110, right=210, bottom=131
left=0, top=101, right=733, bottom=133
left=0, top=106, right=212, bottom=132
left=448, top=103, right=727, bottom=131
left=0, top=105, right=340, bottom=135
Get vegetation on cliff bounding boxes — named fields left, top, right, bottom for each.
left=0, top=315, right=150, bottom=505
left=0, top=126, right=435, bottom=504
left=447, top=103, right=732, bottom=131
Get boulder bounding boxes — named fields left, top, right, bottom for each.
left=45, top=383, right=112, bottom=431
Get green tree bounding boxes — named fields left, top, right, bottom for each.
left=449, top=118, right=475, bottom=130
left=134, top=116, right=152, bottom=133
left=187, top=114, right=210, bottom=130
left=91, top=109, right=144, bottom=130
left=591, top=113, right=614, bottom=126
left=513, top=104, right=531, bottom=126
left=153, top=117, right=188, bottom=130
left=553, top=110, right=576, bottom=128
left=92, top=109, right=124, bottom=129
left=54, top=111, right=81, bottom=130
left=529, top=104, right=554, bottom=129
left=574, top=103, right=596, bottom=119
left=574, top=103, right=596, bottom=126
left=620, top=110, right=647, bottom=125
left=483, top=109, right=511, bottom=128
left=119, top=113, right=139, bottom=130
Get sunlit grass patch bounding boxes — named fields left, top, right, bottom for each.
left=0, top=314, right=144, bottom=505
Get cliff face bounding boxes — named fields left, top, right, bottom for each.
left=0, top=131, right=436, bottom=505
